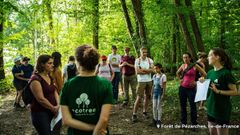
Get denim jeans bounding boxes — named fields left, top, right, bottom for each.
left=179, top=86, right=197, bottom=125
left=31, top=111, right=61, bottom=135
left=112, top=72, right=121, bottom=103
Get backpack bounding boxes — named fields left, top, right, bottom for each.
left=67, top=64, right=77, bottom=80
left=22, top=74, right=43, bottom=106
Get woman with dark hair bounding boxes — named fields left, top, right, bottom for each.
left=51, top=52, right=63, bottom=93
left=176, top=52, right=206, bottom=127
left=60, top=45, right=113, bottom=135
left=29, top=55, right=60, bottom=135
left=205, top=48, right=238, bottom=135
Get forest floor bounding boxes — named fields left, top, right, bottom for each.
left=0, top=87, right=239, bottom=135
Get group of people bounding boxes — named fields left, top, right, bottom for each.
left=11, top=45, right=239, bottom=135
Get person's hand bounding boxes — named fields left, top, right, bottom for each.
left=189, top=81, right=196, bottom=87
left=179, top=79, right=183, bottom=84
left=210, top=83, right=218, bottom=93
left=199, top=77, right=205, bottom=83
left=51, top=105, right=59, bottom=116
left=26, top=104, right=31, bottom=111
left=99, top=129, right=107, bottom=135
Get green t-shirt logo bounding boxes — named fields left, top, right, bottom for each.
left=73, top=93, right=96, bottom=116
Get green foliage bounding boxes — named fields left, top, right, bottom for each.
left=0, top=75, right=12, bottom=94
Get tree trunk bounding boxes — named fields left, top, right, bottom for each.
left=92, top=0, right=99, bottom=49
left=120, top=0, right=139, bottom=55
left=219, top=1, right=226, bottom=49
left=171, top=16, right=177, bottom=74
left=45, top=0, right=55, bottom=46
left=0, top=1, right=5, bottom=80
left=131, top=0, right=147, bottom=47
left=174, top=0, right=197, bottom=60
left=185, top=0, right=205, bottom=52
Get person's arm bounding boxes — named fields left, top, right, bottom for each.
left=54, top=90, right=60, bottom=105
left=195, top=64, right=207, bottom=78
left=93, top=104, right=112, bottom=135
left=210, top=83, right=239, bottom=96
left=61, top=105, right=95, bottom=131
left=176, top=64, right=184, bottom=80
left=54, top=69, right=63, bottom=93
left=110, top=70, right=115, bottom=82
left=30, top=80, right=59, bottom=114
left=15, top=72, right=29, bottom=81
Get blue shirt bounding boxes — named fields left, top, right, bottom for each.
left=21, top=64, right=34, bottom=79
left=12, top=65, right=23, bottom=83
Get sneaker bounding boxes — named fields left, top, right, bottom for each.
left=156, top=120, right=161, bottom=128
left=132, top=114, right=137, bottom=123
left=143, top=112, right=149, bottom=119
left=148, top=119, right=157, bottom=127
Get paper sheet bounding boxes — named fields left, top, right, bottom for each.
left=50, top=107, right=62, bottom=131
left=194, top=79, right=211, bottom=102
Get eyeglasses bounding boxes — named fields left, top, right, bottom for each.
left=142, top=52, right=148, bottom=53
left=102, top=59, right=107, bottom=61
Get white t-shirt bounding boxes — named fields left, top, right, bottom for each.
left=135, top=57, right=154, bottom=82
left=108, top=54, right=121, bottom=72
left=96, top=64, right=114, bottom=81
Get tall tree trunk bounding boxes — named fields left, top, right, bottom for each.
left=174, top=0, right=197, bottom=60
left=171, top=16, right=177, bottom=74
left=185, top=0, right=205, bottom=52
left=0, top=0, right=5, bottom=80
left=120, top=0, right=139, bottom=55
left=45, top=0, right=55, bottom=46
left=131, top=0, right=147, bottom=47
left=219, top=1, right=226, bottom=49
left=92, top=0, right=99, bottom=49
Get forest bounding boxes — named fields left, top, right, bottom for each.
left=0, top=0, right=239, bottom=135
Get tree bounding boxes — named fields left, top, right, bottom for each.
left=185, top=0, right=205, bottom=52
left=0, top=0, right=4, bottom=80
left=93, top=0, right=99, bottom=49
left=131, top=0, right=147, bottom=48
left=120, top=0, right=139, bottom=55
left=44, top=0, right=55, bottom=46
left=174, top=0, right=197, bottom=60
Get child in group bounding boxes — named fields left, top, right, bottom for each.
left=151, top=63, right=167, bottom=128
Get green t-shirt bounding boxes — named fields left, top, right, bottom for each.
left=60, top=76, right=113, bottom=135
left=206, top=68, right=236, bottom=121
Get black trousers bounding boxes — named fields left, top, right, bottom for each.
left=31, top=111, right=61, bottom=135
left=179, top=86, right=197, bottom=125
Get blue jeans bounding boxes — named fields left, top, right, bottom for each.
left=31, top=111, right=61, bottom=135
left=179, top=86, right=197, bottom=125
left=112, top=72, right=121, bottom=103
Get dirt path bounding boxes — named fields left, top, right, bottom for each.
left=0, top=91, right=238, bottom=135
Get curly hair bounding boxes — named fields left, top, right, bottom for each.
left=75, top=45, right=100, bottom=71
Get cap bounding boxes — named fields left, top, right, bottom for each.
left=112, top=45, right=117, bottom=50
left=101, top=55, right=107, bottom=60
left=14, top=57, right=21, bottom=63
left=22, top=57, right=30, bottom=61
